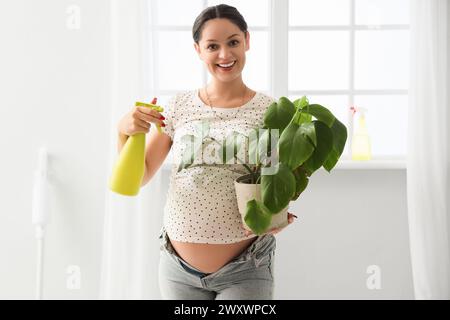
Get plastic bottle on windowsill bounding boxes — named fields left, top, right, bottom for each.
left=351, top=106, right=372, bottom=161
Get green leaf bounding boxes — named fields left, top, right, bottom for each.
left=278, top=122, right=315, bottom=170
left=323, top=118, right=347, bottom=171
left=257, top=129, right=269, bottom=166
left=248, top=128, right=278, bottom=166
left=263, top=97, right=296, bottom=132
left=244, top=199, right=273, bottom=235
left=303, top=121, right=334, bottom=174
left=177, top=134, right=202, bottom=172
left=297, top=111, right=312, bottom=125
left=292, top=166, right=309, bottom=201
left=302, top=104, right=335, bottom=127
left=194, top=120, right=210, bottom=139
left=177, top=135, right=196, bottom=172
left=261, top=163, right=296, bottom=213
left=248, top=128, right=260, bottom=165
left=258, top=128, right=279, bottom=166
left=301, top=122, right=317, bottom=147
left=293, top=96, right=309, bottom=110
left=180, top=134, right=195, bottom=143
left=219, top=131, right=246, bottom=164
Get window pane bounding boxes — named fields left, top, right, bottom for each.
left=157, top=31, right=203, bottom=91
left=289, top=31, right=349, bottom=90
left=207, top=0, right=269, bottom=27
left=290, top=95, right=351, bottom=156
left=155, top=95, right=175, bottom=163
left=307, top=95, right=350, bottom=129
left=289, top=0, right=350, bottom=26
left=355, top=0, right=410, bottom=25
left=243, top=30, right=269, bottom=91
left=156, top=0, right=204, bottom=26
left=206, top=30, right=269, bottom=91
left=354, top=30, right=409, bottom=90
left=155, top=95, right=174, bottom=119
left=353, top=95, right=408, bottom=157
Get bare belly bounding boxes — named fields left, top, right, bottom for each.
left=169, top=237, right=258, bottom=274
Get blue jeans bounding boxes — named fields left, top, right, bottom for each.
left=158, top=226, right=276, bottom=300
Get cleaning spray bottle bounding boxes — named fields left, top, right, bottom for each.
left=109, top=98, right=164, bottom=196
left=350, top=106, right=372, bottom=161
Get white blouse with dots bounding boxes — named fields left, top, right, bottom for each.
left=161, top=89, right=276, bottom=244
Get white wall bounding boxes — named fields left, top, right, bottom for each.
left=275, top=168, right=413, bottom=299
left=0, top=0, right=414, bottom=299
left=0, top=0, right=110, bottom=299
left=447, top=0, right=450, bottom=275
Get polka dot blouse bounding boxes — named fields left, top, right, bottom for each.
left=161, top=89, right=276, bottom=244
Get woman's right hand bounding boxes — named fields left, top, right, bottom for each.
left=117, top=97, right=166, bottom=136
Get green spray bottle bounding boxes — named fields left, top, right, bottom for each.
left=109, top=99, right=164, bottom=196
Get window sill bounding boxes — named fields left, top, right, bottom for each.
left=161, top=158, right=407, bottom=172
left=161, top=160, right=406, bottom=171
left=333, top=159, right=406, bottom=170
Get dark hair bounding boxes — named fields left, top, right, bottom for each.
left=192, top=4, right=248, bottom=43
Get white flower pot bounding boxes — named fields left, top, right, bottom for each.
left=234, top=173, right=289, bottom=232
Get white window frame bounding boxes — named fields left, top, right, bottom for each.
left=276, top=0, right=409, bottom=162
left=146, top=0, right=409, bottom=168
left=147, top=0, right=272, bottom=96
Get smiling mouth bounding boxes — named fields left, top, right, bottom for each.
left=216, top=61, right=236, bottom=69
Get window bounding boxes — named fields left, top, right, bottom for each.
left=147, top=0, right=410, bottom=160
left=288, top=0, right=410, bottom=159
left=148, top=0, right=270, bottom=110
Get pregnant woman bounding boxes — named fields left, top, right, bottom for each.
left=117, top=4, right=297, bottom=300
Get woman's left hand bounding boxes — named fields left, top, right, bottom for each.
left=243, top=212, right=298, bottom=236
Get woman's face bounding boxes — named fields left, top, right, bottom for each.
left=194, top=18, right=250, bottom=83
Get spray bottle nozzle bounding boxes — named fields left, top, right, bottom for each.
left=350, top=106, right=368, bottom=116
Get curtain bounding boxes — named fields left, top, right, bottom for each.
left=407, top=0, right=450, bottom=300
left=100, top=0, right=164, bottom=299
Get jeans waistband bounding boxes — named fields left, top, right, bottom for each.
left=158, top=226, right=276, bottom=271
left=179, top=259, right=211, bottom=277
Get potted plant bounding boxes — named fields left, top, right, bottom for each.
left=176, top=96, right=347, bottom=236
left=232, top=96, right=348, bottom=235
